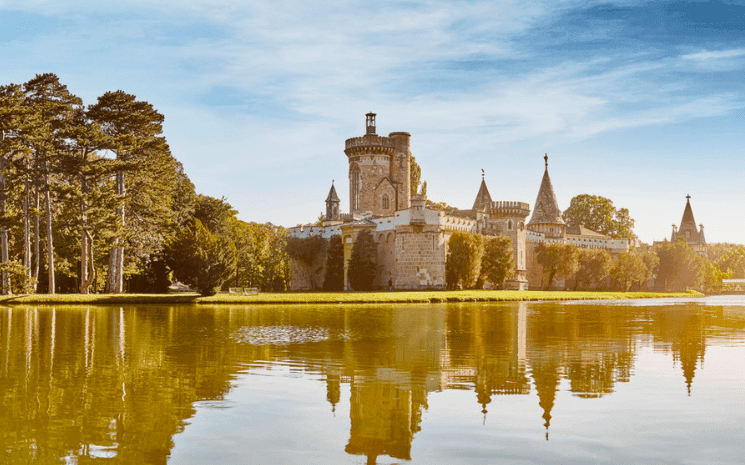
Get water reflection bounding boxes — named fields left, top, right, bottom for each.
left=1, top=300, right=744, bottom=464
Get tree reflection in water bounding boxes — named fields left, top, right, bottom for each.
left=0, top=301, right=742, bottom=464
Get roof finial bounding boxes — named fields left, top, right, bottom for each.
left=481, top=168, right=485, bottom=179
left=686, top=194, right=691, bottom=201
left=544, top=153, right=548, bottom=169
left=332, top=179, right=334, bottom=185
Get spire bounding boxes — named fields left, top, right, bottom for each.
left=528, top=154, right=565, bottom=226
left=678, top=195, right=701, bottom=242
left=326, top=180, right=340, bottom=202
left=325, top=181, right=341, bottom=220
left=472, top=170, right=493, bottom=211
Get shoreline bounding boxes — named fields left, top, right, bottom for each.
left=0, top=290, right=703, bottom=306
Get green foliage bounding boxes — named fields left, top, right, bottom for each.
left=194, top=195, right=237, bottom=236
left=425, top=199, right=455, bottom=212
left=715, top=246, right=745, bottom=279
left=563, top=194, right=636, bottom=240
left=480, top=235, right=513, bottom=289
left=0, top=260, right=36, bottom=294
left=610, top=252, right=649, bottom=292
left=536, top=242, right=579, bottom=290
left=285, top=234, right=327, bottom=290
left=348, top=229, right=377, bottom=291
left=706, top=242, right=744, bottom=262
left=323, top=235, right=344, bottom=291
left=410, top=154, right=421, bottom=196
left=286, top=235, right=327, bottom=268
left=656, top=239, right=706, bottom=291
left=165, top=219, right=237, bottom=296
left=446, top=231, right=485, bottom=289
left=574, top=248, right=611, bottom=290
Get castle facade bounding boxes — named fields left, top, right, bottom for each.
left=288, top=114, right=629, bottom=290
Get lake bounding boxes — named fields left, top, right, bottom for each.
left=2, top=297, right=744, bottom=464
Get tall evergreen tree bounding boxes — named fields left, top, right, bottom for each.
left=23, top=73, right=83, bottom=294
left=88, top=90, right=168, bottom=293
left=323, top=235, right=344, bottom=291
left=347, top=229, right=377, bottom=291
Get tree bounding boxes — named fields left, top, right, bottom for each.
left=715, top=246, right=745, bottom=279
left=88, top=90, right=168, bottom=294
left=480, top=235, right=513, bottom=289
left=23, top=73, right=83, bottom=294
left=563, top=194, right=636, bottom=240
left=574, top=248, right=611, bottom=290
left=656, top=239, right=705, bottom=291
left=0, top=260, right=36, bottom=294
left=323, top=235, right=344, bottom=291
left=446, top=231, right=485, bottom=289
left=165, top=219, right=237, bottom=296
left=410, top=154, right=421, bottom=196
left=347, top=229, right=377, bottom=291
left=536, top=242, right=579, bottom=290
left=610, top=252, right=648, bottom=292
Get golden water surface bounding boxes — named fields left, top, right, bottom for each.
left=2, top=297, right=745, bottom=464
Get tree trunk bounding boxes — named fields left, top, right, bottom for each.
left=106, top=170, right=126, bottom=294
left=80, top=230, right=95, bottom=294
left=0, top=158, right=9, bottom=295
left=44, top=168, right=55, bottom=294
left=33, top=189, right=40, bottom=291
left=23, top=179, right=31, bottom=277
left=114, top=171, right=125, bottom=293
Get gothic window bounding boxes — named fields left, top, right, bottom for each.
left=508, top=220, right=513, bottom=230
left=382, top=195, right=390, bottom=210
left=350, top=164, right=361, bottom=211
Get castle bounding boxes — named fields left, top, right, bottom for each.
left=288, top=113, right=630, bottom=290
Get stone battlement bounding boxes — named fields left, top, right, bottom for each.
left=493, top=201, right=530, bottom=210
left=344, top=135, right=395, bottom=154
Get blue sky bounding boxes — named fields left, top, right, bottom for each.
left=1, top=0, right=743, bottom=244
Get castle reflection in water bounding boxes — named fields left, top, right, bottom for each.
left=1, top=302, right=743, bottom=464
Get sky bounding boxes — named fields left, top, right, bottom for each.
left=1, top=0, right=744, bottom=244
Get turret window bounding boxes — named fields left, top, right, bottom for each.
left=382, top=195, right=390, bottom=210
left=350, top=164, right=361, bottom=211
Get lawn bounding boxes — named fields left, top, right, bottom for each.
left=0, top=289, right=702, bottom=305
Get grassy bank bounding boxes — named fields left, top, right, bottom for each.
left=0, top=290, right=702, bottom=306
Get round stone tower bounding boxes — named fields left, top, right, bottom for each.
left=344, top=113, right=410, bottom=216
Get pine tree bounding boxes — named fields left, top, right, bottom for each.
left=88, top=90, right=168, bottom=293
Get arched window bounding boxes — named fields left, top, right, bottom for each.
left=382, top=195, right=390, bottom=210
left=350, top=164, right=361, bottom=211
left=508, top=220, right=513, bottom=230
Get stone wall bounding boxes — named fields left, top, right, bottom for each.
left=393, top=225, right=448, bottom=289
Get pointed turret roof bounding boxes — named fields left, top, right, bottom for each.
left=472, top=171, right=493, bottom=211
left=677, top=195, right=701, bottom=242
left=325, top=181, right=340, bottom=203
left=528, top=155, right=565, bottom=226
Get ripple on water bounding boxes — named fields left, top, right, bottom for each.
left=230, top=325, right=329, bottom=345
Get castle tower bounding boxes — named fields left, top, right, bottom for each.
left=472, top=170, right=493, bottom=212
left=344, top=113, right=410, bottom=216
left=325, top=181, right=341, bottom=221
left=672, top=195, right=706, bottom=255
left=528, top=154, right=566, bottom=239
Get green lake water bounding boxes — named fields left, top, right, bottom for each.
left=2, top=297, right=745, bottom=464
